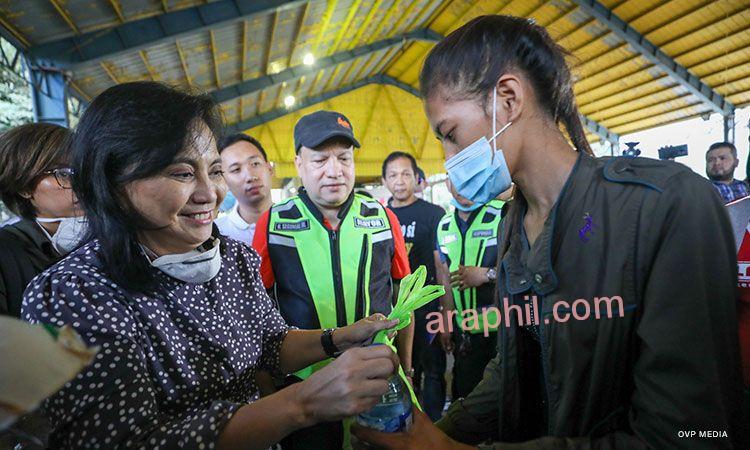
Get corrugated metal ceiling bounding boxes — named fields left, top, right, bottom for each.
left=0, top=0, right=748, bottom=178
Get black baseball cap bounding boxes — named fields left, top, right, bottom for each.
left=293, top=110, right=361, bottom=154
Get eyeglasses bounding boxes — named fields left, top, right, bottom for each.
left=43, top=167, right=75, bottom=189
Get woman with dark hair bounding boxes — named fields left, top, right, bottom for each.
left=354, top=15, right=744, bottom=449
left=21, top=81, right=401, bottom=449
left=0, top=123, right=81, bottom=318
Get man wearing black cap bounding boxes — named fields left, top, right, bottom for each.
left=252, top=110, right=413, bottom=450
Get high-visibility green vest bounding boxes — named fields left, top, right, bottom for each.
left=268, top=192, right=396, bottom=378
left=437, top=201, right=504, bottom=334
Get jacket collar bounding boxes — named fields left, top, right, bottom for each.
left=10, top=219, right=60, bottom=258
left=298, top=187, right=356, bottom=228
left=501, top=152, right=595, bottom=296
left=228, top=202, right=250, bottom=230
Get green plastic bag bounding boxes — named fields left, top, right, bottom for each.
left=344, top=265, right=445, bottom=448
left=373, top=265, right=445, bottom=409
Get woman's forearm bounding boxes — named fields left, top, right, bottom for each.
left=217, top=382, right=310, bottom=450
left=278, top=329, right=327, bottom=374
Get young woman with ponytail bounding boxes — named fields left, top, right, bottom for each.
left=353, top=15, right=745, bottom=449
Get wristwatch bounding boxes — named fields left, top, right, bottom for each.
left=321, top=328, right=340, bottom=358
left=486, top=267, right=497, bottom=282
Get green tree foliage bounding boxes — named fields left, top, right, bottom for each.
left=0, top=38, right=33, bottom=131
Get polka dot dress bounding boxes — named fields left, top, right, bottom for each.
left=21, top=238, right=290, bottom=449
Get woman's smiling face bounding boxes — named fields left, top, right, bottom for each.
left=125, top=121, right=227, bottom=256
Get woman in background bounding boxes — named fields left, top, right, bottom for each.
left=0, top=123, right=81, bottom=318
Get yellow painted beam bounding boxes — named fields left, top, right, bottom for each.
left=257, top=89, right=267, bottom=115
left=384, top=0, right=420, bottom=38
left=308, top=67, right=326, bottom=96
left=49, top=0, right=80, bottom=34
left=339, top=46, right=384, bottom=87
left=0, top=13, right=30, bottom=48
left=209, top=29, right=221, bottom=87
left=273, top=82, right=288, bottom=111
left=107, top=0, right=126, bottom=23
left=175, top=40, right=194, bottom=88
left=139, top=50, right=159, bottom=81
left=366, top=0, right=402, bottom=44
left=239, top=20, right=248, bottom=121
left=348, top=0, right=385, bottom=51
left=264, top=11, right=279, bottom=74
left=322, top=62, right=347, bottom=92
left=100, top=61, right=120, bottom=84
left=544, top=5, right=578, bottom=29
left=330, top=0, right=364, bottom=54
left=288, top=1, right=309, bottom=67
left=312, top=0, right=338, bottom=55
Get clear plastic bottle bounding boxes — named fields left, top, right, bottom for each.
left=355, top=374, right=413, bottom=432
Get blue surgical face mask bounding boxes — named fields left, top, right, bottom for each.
left=450, top=198, right=478, bottom=212
left=444, top=88, right=512, bottom=209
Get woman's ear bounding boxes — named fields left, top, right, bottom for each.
left=495, top=73, right=524, bottom=124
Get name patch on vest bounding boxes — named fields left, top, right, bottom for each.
left=274, top=220, right=310, bottom=231
left=354, top=217, right=385, bottom=229
left=472, top=229, right=494, bottom=238
left=441, top=234, right=457, bottom=245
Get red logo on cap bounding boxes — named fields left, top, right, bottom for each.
left=337, top=117, right=351, bottom=130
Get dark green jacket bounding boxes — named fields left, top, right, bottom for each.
left=437, top=153, right=745, bottom=448
left=0, top=219, right=60, bottom=317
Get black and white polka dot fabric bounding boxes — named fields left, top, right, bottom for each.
left=21, top=238, right=290, bottom=449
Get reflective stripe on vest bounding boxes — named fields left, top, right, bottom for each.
left=438, top=200, right=503, bottom=334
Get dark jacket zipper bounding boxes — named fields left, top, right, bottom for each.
left=354, top=235, right=369, bottom=321
left=329, top=229, right=347, bottom=327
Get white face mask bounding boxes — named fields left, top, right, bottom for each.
left=144, top=237, right=222, bottom=284
left=36, top=216, right=88, bottom=255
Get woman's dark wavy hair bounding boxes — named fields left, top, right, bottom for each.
left=419, top=15, right=593, bottom=259
left=71, top=81, right=223, bottom=292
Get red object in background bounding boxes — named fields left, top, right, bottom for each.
left=735, top=223, right=750, bottom=386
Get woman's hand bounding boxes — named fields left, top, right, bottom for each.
left=351, top=407, right=475, bottom=450
left=334, top=313, right=399, bottom=351
left=292, top=345, right=399, bottom=427
left=450, top=266, right=489, bottom=290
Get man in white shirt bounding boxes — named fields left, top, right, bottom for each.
left=216, top=134, right=274, bottom=246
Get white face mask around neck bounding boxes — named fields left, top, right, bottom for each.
left=141, top=237, right=222, bottom=284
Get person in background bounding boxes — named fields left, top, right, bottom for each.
left=354, top=14, right=744, bottom=449
left=253, top=111, right=412, bottom=449
left=22, top=82, right=401, bottom=449
left=436, top=178, right=501, bottom=401
left=707, top=141, right=749, bottom=204
left=415, top=166, right=429, bottom=198
left=723, top=196, right=750, bottom=434
left=216, top=133, right=274, bottom=246
left=0, top=123, right=80, bottom=319
left=382, top=151, right=447, bottom=421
